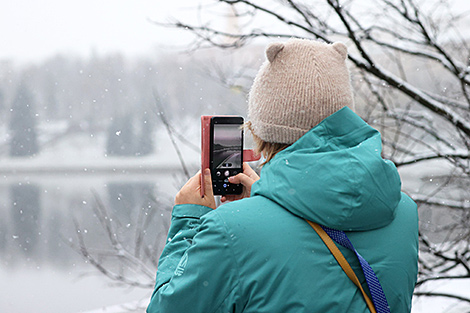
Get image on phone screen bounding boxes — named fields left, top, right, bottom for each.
left=213, top=124, right=242, bottom=170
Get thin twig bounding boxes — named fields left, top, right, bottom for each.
left=152, top=90, right=190, bottom=179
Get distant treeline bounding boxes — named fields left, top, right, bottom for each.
left=0, top=48, right=254, bottom=157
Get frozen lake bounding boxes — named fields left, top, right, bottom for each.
left=0, top=148, right=467, bottom=313
left=0, top=164, right=194, bottom=313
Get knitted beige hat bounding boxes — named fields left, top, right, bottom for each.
left=247, top=38, right=354, bottom=144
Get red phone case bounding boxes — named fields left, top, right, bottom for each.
left=200, top=115, right=260, bottom=197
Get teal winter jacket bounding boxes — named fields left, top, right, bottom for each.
left=147, top=107, right=419, bottom=313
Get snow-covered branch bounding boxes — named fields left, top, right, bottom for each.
left=413, top=292, right=470, bottom=303
left=412, top=193, right=470, bottom=210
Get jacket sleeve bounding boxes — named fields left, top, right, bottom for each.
left=147, top=204, right=241, bottom=313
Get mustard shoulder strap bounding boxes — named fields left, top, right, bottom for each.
left=306, top=220, right=377, bottom=313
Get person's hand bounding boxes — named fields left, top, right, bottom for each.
left=221, top=162, right=260, bottom=203
left=175, top=169, right=216, bottom=210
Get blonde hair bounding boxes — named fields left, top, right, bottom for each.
left=245, top=121, right=290, bottom=166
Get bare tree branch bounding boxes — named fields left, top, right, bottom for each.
left=152, top=91, right=191, bottom=179
left=413, top=292, right=470, bottom=303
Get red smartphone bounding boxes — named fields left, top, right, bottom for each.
left=201, top=116, right=260, bottom=197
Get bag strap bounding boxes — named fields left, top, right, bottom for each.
left=306, top=220, right=377, bottom=313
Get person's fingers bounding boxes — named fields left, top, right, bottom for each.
left=243, top=162, right=260, bottom=180
left=203, top=168, right=214, bottom=198
left=219, top=164, right=259, bottom=204
left=175, top=171, right=200, bottom=205
left=185, top=170, right=201, bottom=190
left=243, top=162, right=254, bottom=173
left=228, top=173, right=253, bottom=186
left=221, top=194, right=242, bottom=202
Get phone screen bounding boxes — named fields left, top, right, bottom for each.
left=210, top=117, right=243, bottom=195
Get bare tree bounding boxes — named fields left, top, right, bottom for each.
left=68, top=0, right=470, bottom=310
left=155, top=0, right=470, bottom=307
left=69, top=190, right=171, bottom=291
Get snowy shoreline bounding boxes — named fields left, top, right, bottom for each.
left=0, top=159, right=195, bottom=176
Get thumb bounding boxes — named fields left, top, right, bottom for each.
left=228, top=173, right=254, bottom=187
left=203, top=168, right=214, bottom=197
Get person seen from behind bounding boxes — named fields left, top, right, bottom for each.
left=146, top=38, right=419, bottom=313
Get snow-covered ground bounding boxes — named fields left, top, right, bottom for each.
left=0, top=123, right=200, bottom=175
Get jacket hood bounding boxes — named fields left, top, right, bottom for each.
left=251, top=107, right=401, bottom=231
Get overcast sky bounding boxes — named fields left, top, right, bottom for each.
left=0, top=0, right=200, bottom=63
left=2, top=0, right=469, bottom=64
